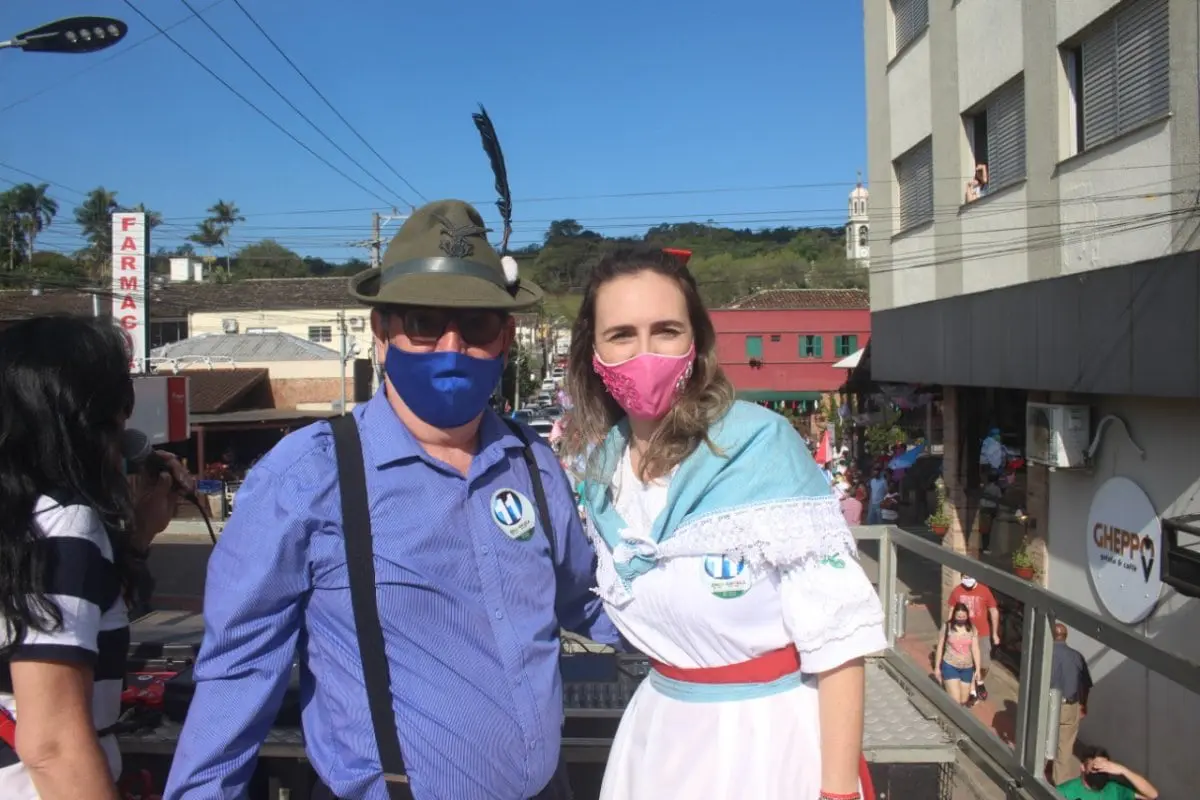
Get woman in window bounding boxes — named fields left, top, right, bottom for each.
left=0, top=315, right=187, bottom=800
left=566, top=247, right=886, bottom=800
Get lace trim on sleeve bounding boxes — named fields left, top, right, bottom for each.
left=780, top=556, right=887, bottom=661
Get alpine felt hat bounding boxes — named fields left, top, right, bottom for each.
left=348, top=199, right=543, bottom=311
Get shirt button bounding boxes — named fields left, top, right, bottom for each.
left=481, top=545, right=490, bottom=555
left=495, top=610, right=504, bottom=620
left=528, top=741, right=536, bottom=751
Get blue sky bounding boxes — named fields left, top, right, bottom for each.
left=2, top=0, right=867, bottom=263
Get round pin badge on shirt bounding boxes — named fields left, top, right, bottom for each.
left=491, top=488, right=536, bottom=541
left=703, top=554, right=751, bottom=599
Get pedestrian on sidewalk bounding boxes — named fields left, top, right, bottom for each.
left=867, top=467, right=887, bottom=524
left=1048, top=623, right=1093, bottom=785
left=934, top=602, right=982, bottom=707
left=947, top=576, right=1000, bottom=702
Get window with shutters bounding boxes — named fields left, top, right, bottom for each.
left=308, top=326, right=333, bottom=343
left=1064, top=0, right=1169, bottom=155
left=745, top=336, right=763, bottom=360
left=891, top=0, right=929, bottom=55
left=963, top=77, right=1026, bottom=201
left=894, top=138, right=934, bottom=232
left=799, top=335, right=823, bottom=359
left=834, top=335, right=859, bottom=358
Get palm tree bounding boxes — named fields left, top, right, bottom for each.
left=73, top=187, right=120, bottom=278
left=7, top=183, right=57, bottom=264
left=128, top=203, right=163, bottom=232
left=206, top=200, right=243, bottom=275
left=187, top=219, right=226, bottom=271
left=0, top=190, right=24, bottom=271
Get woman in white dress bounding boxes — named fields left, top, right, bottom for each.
left=564, top=246, right=887, bottom=800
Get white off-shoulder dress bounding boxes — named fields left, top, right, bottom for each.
left=593, top=448, right=887, bottom=800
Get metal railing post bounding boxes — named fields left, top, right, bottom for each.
left=878, top=526, right=896, bottom=646
left=893, top=592, right=909, bottom=641
left=1045, top=688, right=1062, bottom=759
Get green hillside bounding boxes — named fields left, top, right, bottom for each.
left=517, top=219, right=866, bottom=313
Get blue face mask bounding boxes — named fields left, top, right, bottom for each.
left=384, top=346, right=504, bottom=429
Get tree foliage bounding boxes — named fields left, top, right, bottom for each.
left=524, top=219, right=865, bottom=308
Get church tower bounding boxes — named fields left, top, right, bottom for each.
left=845, top=174, right=870, bottom=268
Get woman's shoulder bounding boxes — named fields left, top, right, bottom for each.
left=33, top=494, right=111, bottom=554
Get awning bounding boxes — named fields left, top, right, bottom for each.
left=736, top=390, right=822, bottom=403
left=833, top=348, right=865, bottom=370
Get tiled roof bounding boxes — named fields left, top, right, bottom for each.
left=152, top=332, right=339, bottom=362
left=0, top=277, right=360, bottom=321
left=0, top=290, right=96, bottom=318
left=154, top=277, right=357, bottom=313
left=182, top=368, right=269, bottom=414
left=722, top=289, right=870, bottom=311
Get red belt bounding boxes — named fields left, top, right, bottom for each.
left=648, top=644, right=876, bottom=800
left=650, top=644, right=802, bottom=684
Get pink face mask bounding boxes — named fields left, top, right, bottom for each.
left=593, top=344, right=696, bottom=420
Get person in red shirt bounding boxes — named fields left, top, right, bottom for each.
left=947, top=575, right=1000, bottom=701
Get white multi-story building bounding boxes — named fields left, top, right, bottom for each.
left=864, top=0, right=1199, bottom=795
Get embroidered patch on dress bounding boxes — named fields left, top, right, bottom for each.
left=702, top=554, right=751, bottom=599
left=490, top=488, right=536, bottom=541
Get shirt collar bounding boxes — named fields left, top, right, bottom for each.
left=358, top=388, right=526, bottom=471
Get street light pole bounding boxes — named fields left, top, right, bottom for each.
left=1, top=16, right=128, bottom=54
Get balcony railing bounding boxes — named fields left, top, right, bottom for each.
left=855, top=524, right=1200, bottom=800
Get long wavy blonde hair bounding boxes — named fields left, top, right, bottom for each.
left=562, top=246, right=735, bottom=482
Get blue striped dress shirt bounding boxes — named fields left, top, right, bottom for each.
left=164, top=391, right=619, bottom=800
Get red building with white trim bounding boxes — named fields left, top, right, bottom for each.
left=710, top=289, right=870, bottom=404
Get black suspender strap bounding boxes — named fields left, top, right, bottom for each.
left=503, top=419, right=557, bottom=566
left=330, top=414, right=414, bottom=800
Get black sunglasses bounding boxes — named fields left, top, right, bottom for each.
left=386, top=306, right=508, bottom=348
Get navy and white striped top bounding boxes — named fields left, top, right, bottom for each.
left=0, top=495, right=130, bottom=794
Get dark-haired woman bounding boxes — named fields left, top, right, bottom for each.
left=935, top=602, right=980, bottom=706
left=565, top=248, right=887, bottom=800
left=0, top=315, right=187, bottom=800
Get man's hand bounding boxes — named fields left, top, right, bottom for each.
left=1088, top=756, right=1122, bottom=775
left=132, top=451, right=191, bottom=550
left=992, top=633, right=1001, bottom=647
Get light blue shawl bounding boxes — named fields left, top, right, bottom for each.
left=581, top=401, right=850, bottom=588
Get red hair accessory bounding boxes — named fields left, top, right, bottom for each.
left=662, top=247, right=692, bottom=265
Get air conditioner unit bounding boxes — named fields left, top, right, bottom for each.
left=221, top=318, right=239, bottom=334
left=349, top=316, right=365, bottom=331
left=1025, top=402, right=1091, bottom=469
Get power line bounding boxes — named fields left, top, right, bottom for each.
left=0, top=0, right=230, bottom=114
left=173, top=0, right=411, bottom=208
left=0, top=162, right=87, bottom=197
left=228, top=0, right=426, bottom=205
left=118, top=0, right=399, bottom=208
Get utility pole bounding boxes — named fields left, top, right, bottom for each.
left=337, top=311, right=348, bottom=415
left=370, top=212, right=382, bottom=268
left=353, top=208, right=408, bottom=268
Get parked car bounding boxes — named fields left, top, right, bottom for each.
left=510, top=409, right=535, bottom=424
left=528, top=418, right=554, bottom=440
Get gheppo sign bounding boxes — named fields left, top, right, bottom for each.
left=111, top=212, right=149, bottom=372
left=1086, top=476, right=1163, bottom=624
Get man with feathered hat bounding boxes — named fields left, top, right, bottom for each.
left=167, top=110, right=615, bottom=800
